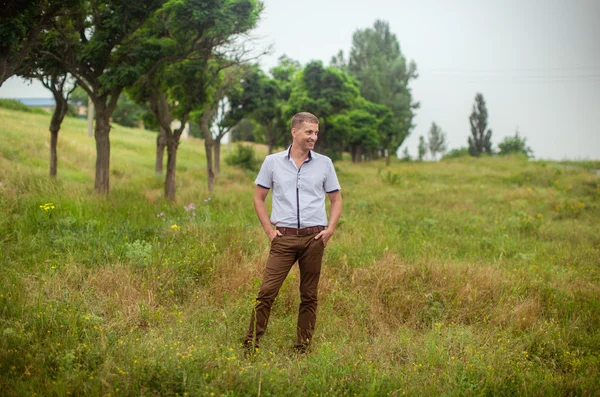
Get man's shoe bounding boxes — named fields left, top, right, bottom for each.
left=242, top=340, right=259, bottom=359
left=293, top=345, right=309, bottom=355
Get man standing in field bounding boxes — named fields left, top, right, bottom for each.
left=243, top=112, right=342, bottom=354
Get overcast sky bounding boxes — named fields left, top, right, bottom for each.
left=2, top=0, right=599, bottom=160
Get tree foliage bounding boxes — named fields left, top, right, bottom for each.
left=285, top=61, right=361, bottom=160
left=418, top=136, right=426, bottom=161
left=39, top=0, right=165, bottom=194
left=345, top=20, right=418, bottom=157
left=498, top=130, right=533, bottom=158
left=468, top=93, right=493, bottom=156
left=234, top=65, right=282, bottom=154
left=0, top=0, right=78, bottom=85
left=128, top=0, right=261, bottom=198
left=427, top=122, right=447, bottom=160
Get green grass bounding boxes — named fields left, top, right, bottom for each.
left=0, top=99, right=50, bottom=115
left=1, top=107, right=599, bottom=396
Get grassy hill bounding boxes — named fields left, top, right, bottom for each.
left=1, top=107, right=599, bottom=396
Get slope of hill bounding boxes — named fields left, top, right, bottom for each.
left=1, top=108, right=599, bottom=396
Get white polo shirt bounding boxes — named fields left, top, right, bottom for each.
left=255, top=147, right=341, bottom=228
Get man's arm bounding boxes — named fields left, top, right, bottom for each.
left=254, top=185, right=282, bottom=242
left=315, top=190, right=342, bottom=246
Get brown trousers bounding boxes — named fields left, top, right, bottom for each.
left=245, top=233, right=325, bottom=349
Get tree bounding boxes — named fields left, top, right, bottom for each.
left=129, top=0, right=261, bottom=199
left=418, top=136, right=426, bottom=161
left=329, top=109, right=379, bottom=163
left=329, top=99, right=392, bottom=163
left=234, top=65, right=282, bottom=155
left=0, top=0, right=75, bottom=86
left=329, top=50, right=347, bottom=70
left=345, top=20, right=419, bottom=160
left=400, top=147, right=412, bottom=162
left=43, top=0, right=164, bottom=195
left=235, top=57, right=302, bottom=154
left=17, top=15, right=79, bottom=178
left=468, top=93, right=493, bottom=156
left=427, top=122, right=447, bottom=161
left=40, top=75, right=76, bottom=177
left=112, top=92, right=147, bottom=128
left=498, top=130, right=533, bottom=158
left=230, top=117, right=258, bottom=142
left=285, top=61, right=361, bottom=160
left=198, top=64, right=248, bottom=191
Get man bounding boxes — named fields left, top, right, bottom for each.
left=243, top=112, right=342, bottom=354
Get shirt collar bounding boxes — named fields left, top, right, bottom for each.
left=287, top=144, right=313, bottom=163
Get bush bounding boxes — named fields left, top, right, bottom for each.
left=0, top=99, right=48, bottom=115
left=443, top=147, right=470, bottom=159
left=124, top=239, right=153, bottom=266
left=225, top=144, right=258, bottom=171
left=498, top=132, right=533, bottom=158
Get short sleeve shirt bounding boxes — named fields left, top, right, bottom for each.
left=255, top=147, right=341, bottom=228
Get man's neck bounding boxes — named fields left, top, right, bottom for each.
left=289, top=144, right=309, bottom=162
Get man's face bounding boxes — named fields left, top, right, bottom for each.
left=292, top=122, right=319, bottom=151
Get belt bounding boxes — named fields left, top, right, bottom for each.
left=276, top=226, right=324, bottom=236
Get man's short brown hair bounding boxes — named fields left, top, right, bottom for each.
left=291, top=112, right=319, bottom=129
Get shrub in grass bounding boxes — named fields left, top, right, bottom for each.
left=225, top=144, right=258, bottom=171
left=443, top=147, right=470, bottom=159
left=124, top=239, right=153, bottom=266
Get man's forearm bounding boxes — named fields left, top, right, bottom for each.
left=327, top=198, right=342, bottom=232
left=254, top=198, right=273, bottom=234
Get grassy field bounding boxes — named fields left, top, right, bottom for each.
left=1, top=107, right=599, bottom=396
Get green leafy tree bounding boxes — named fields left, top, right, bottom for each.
left=400, top=147, right=412, bottom=162
left=17, top=14, right=81, bottom=178
left=330, top=50, right=347, bottom=71
left=342, top=109, right=380, bottom=162
left=130, top=0, right=261, bottom=198
left=270, top=55, right=301, bottom=100
left=69, top=85, right=88, bottom=115
left=329, top=99, right=392, bottom=163
left=345, top=20, right=419, bottom=161
left=112, top=92, right=147, bottom=128
left=498, top=130, right=533, bottom=158
left=42, top=0, right=164, bottom=195
left=468, top=93, right=493, bottom=156
left=0, top=0, right=76, bottom=86
left=268, top=56, right=302, bottom=148
left=198, top=64, right=249, bottom=190
left=231, top=57, right=301, bottom=156
left=427, top=122, right=447, bottom=161
left=418, top=135, right=426, bottom=161
left=285, top=61, right=361, bottom=160
left=233, top=65, right=282, bottom=155
left=230, top=117, right=258, bottom=142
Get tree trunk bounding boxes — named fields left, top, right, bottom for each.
left=165, top=136, right=178, bottom=201
left=351, top=145, right=358, bottom=163
left=213, top=139, right=221, bottom=176
left=94, top=106, right=111, bottom=195
left=48, top=94, right=68, bottom=178
left=49, top=129, right=58, bottom=177
left=265, top=124, right=274, bottom=155
left=202, top=110, right=215, bottom=192
left=87, top=96, right=94, bottom=137
left=156, top=126, right=167, bottom=174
